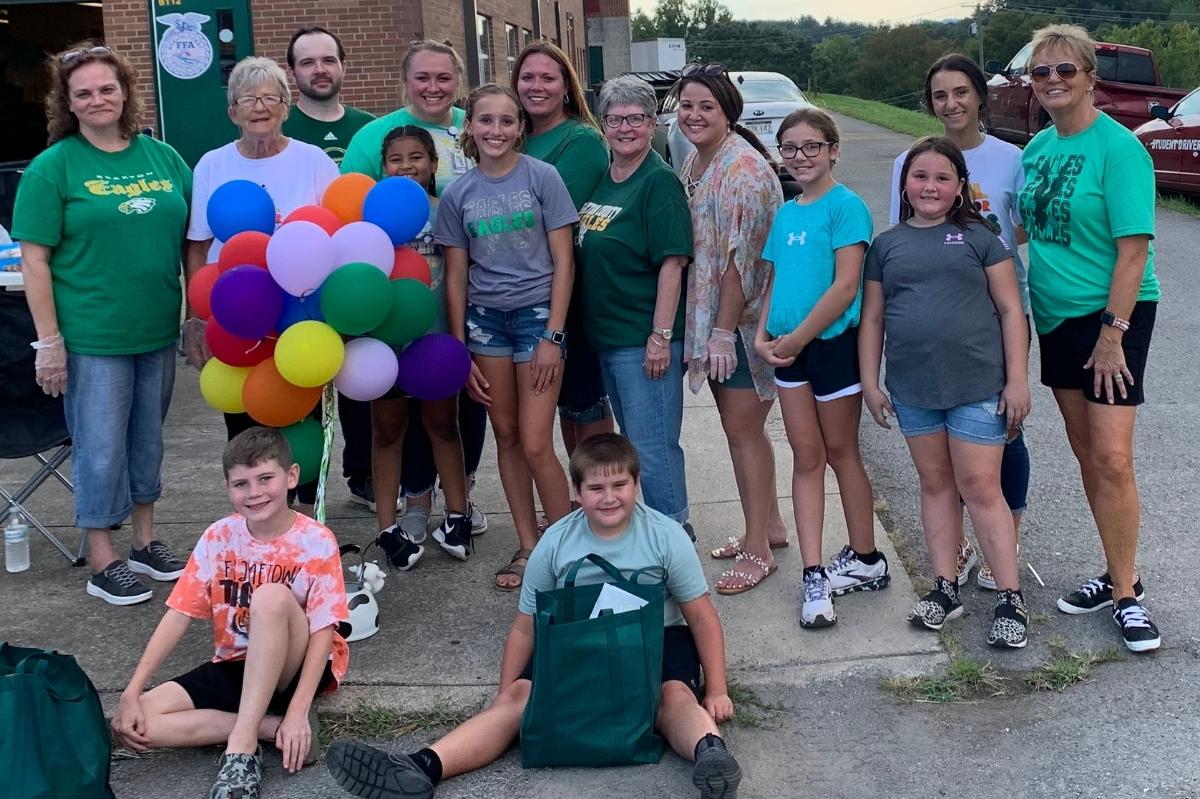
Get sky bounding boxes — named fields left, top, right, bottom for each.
left=628, top=0, right=972, bottom=26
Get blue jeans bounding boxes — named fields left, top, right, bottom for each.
left=64, top=345, right=175, bottom=529
left=598, top=340, right=689, bottom=523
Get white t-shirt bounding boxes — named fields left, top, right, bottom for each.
left=187, top=138, right=339, bottom=260
left=890, top=134, right=1029, bottom=313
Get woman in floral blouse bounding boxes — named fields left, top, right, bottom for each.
left=675, top=64, right=788, bottom=595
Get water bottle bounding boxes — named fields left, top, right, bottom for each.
left=5, top=513, right=30, bottom=573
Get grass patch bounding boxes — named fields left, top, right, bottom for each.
left=811, top=93, right=941, bottom=138
left=1025, top=646, right=1124, bottom=692
left=319, top=700, right=475, bottom=747
left=1157, top=191, right=1200, bottom=218
left=872, top=498, right=931, bottom=595
left=726, top=677, right=786, bottom=729
left=881, top=656, right=1008, bottom=704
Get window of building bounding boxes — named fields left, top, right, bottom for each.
left=506, top=23, right=520, bottom=73
left=476, top=14, right=494, bottom=83
left=523, top=28, right=534, bottom=48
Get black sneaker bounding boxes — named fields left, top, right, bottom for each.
left=209, top=747, right=263, bottom=799
left=348, top=477, right=377, bottom=513
left=432, top=513, right=473, bottom=561
left=907, top=576, right=963, bottom=631
left=376, top=524, right=424, bottom=571
left=128, top=540, right=186, bottom=581
left=325, top=740, right=435, bottom=799
left=987, top=589, right=1029, bottom=649
left=693, top=742, right=742, bottom=799
left=1056, top=572, right=1146, bottom=615
left=682, top=521, right=697, bottom=542
left=86, top=560, right=153, bottom=606
left=1113, top=598, right=1162, bottom=653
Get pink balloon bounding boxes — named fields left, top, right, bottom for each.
left=331, top=221, right=395, bottom=276
left=333, top=337, right=399, bottom=401
left=266, top=221, right=336, bottom=297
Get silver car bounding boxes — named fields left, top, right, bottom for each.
left=657, top=71, right=811, bottom=182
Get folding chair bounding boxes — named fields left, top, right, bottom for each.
left=0, top=290, right=86, bottom=566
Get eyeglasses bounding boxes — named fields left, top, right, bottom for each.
left=681, top=63, right=726, bottom=78
left=602, top=113, right=650, bottom=129
left=234, top=94, right=286, bottom=109
left=778, top=141, right=832, bottom=159
left=60, top=46, right=112, bottom=65
left=1030, top=62, right=1082, bottom=82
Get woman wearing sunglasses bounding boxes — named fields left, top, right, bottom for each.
left=11, top=43, right=194, bottom=605
left=1017, top=25, right=1161, bottom=653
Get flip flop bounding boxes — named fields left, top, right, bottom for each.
left=494, top=548, right=532, bottom=592
left=716, top=552, right=778, bottom=595
left=710, top=535, right=790, bottom=560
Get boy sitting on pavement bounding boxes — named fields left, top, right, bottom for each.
left=111, top=427, right=350, bottom=799
left=326, top=433, right=742, bottom=799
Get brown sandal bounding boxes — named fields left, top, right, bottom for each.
left=494, top=548, right=532, bottom=592
left=710, top=535, right=790, bottom=560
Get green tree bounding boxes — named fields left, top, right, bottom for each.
left=979, top=8, right=1064, bottom=68
left=632, top=8, right=656, bottom=40
left=652, top=0, right=690, bottom=38
left=848, top=25, right=957, bottom=106
left=811, top=35, right=862, bottom=94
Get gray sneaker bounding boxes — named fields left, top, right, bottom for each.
left=468, top=501, right=488, bottom=536
left=86, top=560, right=153, bottom=606
left=209, top=747, right=263, bottom=799
left=399, top=502, right=431, bottom=544
left=128, top=540, right=186, bottom=581
left=326, top=740, right=435, bottom=799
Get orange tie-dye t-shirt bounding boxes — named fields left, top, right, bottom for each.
left=167, top=513, right=350, bottom=686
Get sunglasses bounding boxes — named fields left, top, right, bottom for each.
left=778, top=142, right=832, bottom=159
left=60, top=46, right=112, bottom=65
left=1030, top=62, right=1082, bottom=82
left=602, top=113, right=649, bottom=129
left=681, top=63, right=726, bottom=78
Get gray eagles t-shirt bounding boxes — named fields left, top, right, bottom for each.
left=433, top=154, right=579, bottom=310
left=864, top=221, right=1013, bottom=409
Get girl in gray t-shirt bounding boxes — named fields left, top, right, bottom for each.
left=859, top=137, right=1032, bottom=650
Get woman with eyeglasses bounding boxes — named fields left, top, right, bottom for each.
left=575, top=75, right=694, bottom=532
left=184, top=56, right=339, bottom=515
left=674, top=63, right=788, bottom=595
left=889, top=53, right=1032, bottom=594
left=1016, top=25, right=1161, bottom=653
left=11, top=42, right=193, bottom=605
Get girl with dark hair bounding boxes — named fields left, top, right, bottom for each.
left=861, top=136, right=1031, bottom=648
left=890, top=53, right=1032, bottom=592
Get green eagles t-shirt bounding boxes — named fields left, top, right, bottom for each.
left=576, top=150, right=693, bottom=351
left=1018, top=112, right=1160, bottom=334
left=11, top=134, right=192, bottom=355
left=525, top=118, right=609, bottom=210
left=339, top=106, right=470, bottom=195
left=282, top=104, right=376, bottom=165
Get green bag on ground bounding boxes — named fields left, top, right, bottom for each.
left=0, top=642, right=115, bottom=799
left=520, top=553, right=667, bottom=768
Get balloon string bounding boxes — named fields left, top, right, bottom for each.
left=315, top=383, right=336, bottom=524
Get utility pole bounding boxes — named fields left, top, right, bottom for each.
left=973, top=5, right=984, bottom=67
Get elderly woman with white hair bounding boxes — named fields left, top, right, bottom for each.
left=184, top=56, right=339, bottom=510
left=575, top=74, right=695, bottom=533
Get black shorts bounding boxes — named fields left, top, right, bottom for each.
left=171, top=659, right=335, bottom=715
left=519, top=625, right=703, bottom=697
left=773, top=325, right=861, bottom=401
left=558, top=314, right=611, bottom=424
left=1038, top=301, right=1156, bottom=406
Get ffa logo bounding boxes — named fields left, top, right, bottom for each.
left=156, top=13, right=214, bottom=80
left=119, top=197, right=157, bottom=215
left=786, top=231, right=807, bottom=246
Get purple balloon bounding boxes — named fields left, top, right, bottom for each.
left=267, top=221, right=336, bottom=297
left=395, top=333, right=471, bottom=401
left=210, top=266, right=284, bottom=341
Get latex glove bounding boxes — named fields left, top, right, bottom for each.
left=31, top=333, right=67, bottom=397
left=706, top=327, right=738, bottom=383
left=181, top=317, right=210, bottom=370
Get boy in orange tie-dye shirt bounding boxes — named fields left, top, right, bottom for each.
left=111, top=427, right=349, bottom=799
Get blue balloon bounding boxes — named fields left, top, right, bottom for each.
left=362, top=176, right=431, bottom=246
left=207, top=180, right=276, bottom=242
left=276, top=287, right=325, bottom=332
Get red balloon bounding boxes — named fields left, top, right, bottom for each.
left=205, top=319, right=277, bottom=367
left=390, top=247, right=432, bottom=286
left=217, top=230, right=270, bottom=272
left=283, top=204, right=342, bottom=236
left=186, top=263, right=220, bottom=320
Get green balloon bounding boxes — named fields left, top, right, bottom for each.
left=320, top=262, right=393, bottom=335
left=280, top=417, right=323, bottom=484
left=370, top=278, right=437, bottom=348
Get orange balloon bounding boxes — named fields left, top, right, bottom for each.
left=321, top=173, right=376, bottom=225
left=242, top=358, right=322, bottom=428
left=186, top=263, right=220, bottom=320
left=217, top=231, right=271, bottom=272
left=390, top=247, right=432, bottom=286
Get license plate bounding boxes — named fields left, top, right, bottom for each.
left=746, top=121, right=772, bottom=133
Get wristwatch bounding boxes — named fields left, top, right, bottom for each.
left=652, top=326, right=673, bottom=341
left=1100, top=310, right=1130, bottom=332
left=541, top=329, right=566, bottom=345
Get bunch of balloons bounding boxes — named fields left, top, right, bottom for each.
left=192, top=174, right=473, bottom=480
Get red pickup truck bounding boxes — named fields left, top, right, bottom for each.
left=985, top=42, right=1187, bottom=145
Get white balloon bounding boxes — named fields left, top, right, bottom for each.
left=331, top=221, right=395, bottom=276
left=333, top=337, right=399, bottom=401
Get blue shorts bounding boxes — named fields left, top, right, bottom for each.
left=466, top=303, right=560, bottom=364
left=891, top=393, right=1007, bottom=446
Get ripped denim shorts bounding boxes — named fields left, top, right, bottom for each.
left=465, top=302, right=557, bottom=364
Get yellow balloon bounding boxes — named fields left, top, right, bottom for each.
left=274, top=320, right=345, bottom=387
left=199, top=358, right=251, bottom=413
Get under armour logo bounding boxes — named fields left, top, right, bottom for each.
left=786, top=231, right=807, bottom=246
left=944, top=233, right=964, bottom=244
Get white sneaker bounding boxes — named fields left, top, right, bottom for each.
left=826, top=545, right=891, bottom=597
left=800, top=568, right=836, bottom=628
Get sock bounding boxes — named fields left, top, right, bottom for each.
left=854, top=548, right=881, bottom=564
left=694, top=733, right=726, bottom=760
left=408, top=748, right=443, bottom=785
left=447, top=512, right=466, bottom=520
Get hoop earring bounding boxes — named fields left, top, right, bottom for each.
left=900, top=189, right=910, bottom=205
left=953, top=194, right=964, bottom=209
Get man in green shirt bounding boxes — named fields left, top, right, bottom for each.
left=282, top=26, right=376, bottom=165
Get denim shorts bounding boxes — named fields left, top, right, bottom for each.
left=466, top=303, right=559, bottom=364
left=890, top=393, right=1007, bottom=446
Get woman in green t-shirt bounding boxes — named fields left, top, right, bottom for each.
left=12, top=44, right=193, bottom=606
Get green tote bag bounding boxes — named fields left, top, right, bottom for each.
left=520, top=553, right=667, bottom=768
left=0, top=642, right=115, bottom=799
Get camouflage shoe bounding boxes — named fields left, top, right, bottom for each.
left=209, top=747, right=263, bottom=799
